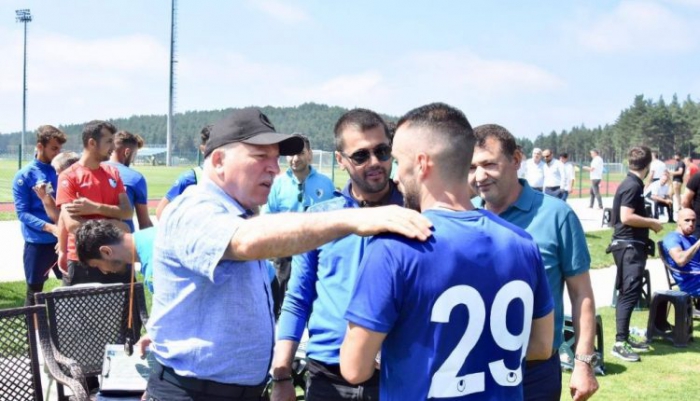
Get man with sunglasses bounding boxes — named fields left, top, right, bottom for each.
left=265, top=134, right=336, bottom=318
left=272, top=109, right=399, bottom=401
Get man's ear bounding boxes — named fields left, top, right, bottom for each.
left=335, top=151, right=346, bottom=171
left=416, top=153, right=430, bottom=179
left=98, top=245, right=113, bottom=258
left=124, top=148, right=132, bottom=158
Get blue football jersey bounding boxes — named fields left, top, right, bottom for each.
left=345, top=209, right=553, bottom=401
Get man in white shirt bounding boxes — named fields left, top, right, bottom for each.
left=646, top=172, right=675, bottom=222
left=525, top=147, right=545, bottom=191
left=559, top=152, right=575, bottom=202
left=542, top=149, right=566, bottom=199
left=583, top=149, right=604, bottom=209
left=648, top=151, right=667, bottom=185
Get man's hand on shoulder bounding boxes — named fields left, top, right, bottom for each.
left=348, top=205, right=433, bottom=240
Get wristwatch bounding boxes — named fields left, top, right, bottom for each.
left=574, top=353, right=599, bottom=366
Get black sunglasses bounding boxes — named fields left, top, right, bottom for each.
left=341, top=143, right=392, bottom=166
left=297, top=182, right=304, bottom=203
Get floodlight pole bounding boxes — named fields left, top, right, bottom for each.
left=16, top=9, right=32, bottom=169
left=166, top=0, right=177, bottom=167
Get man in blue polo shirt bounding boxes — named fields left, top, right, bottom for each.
left=265, top=134, right=336, bottom=317
left=340, top=103, right=554, bottom=401
left=145, top=108, right=432, bottom=401
left=12, top=125, right=67, bottom=306
left=470, top=124, right=599, bottom=400
left=272, top=109, right=399, bottom=401
left=105, top=130, right=153, bottom=231
left=155, top=125, right=211, bottom=220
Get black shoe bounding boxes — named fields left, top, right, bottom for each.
left=668, top=220, right=676, bottom=224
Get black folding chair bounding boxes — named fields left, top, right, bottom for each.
left=35, top=283, right=148, bottom=401
left=0, top=305, right=88, bottom=401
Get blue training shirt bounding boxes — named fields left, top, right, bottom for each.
left=105, top=161, right=148, bottom=232
left=277, top=181, right=403, bottom=364
left=148, top=177, right=274, bottom=385
left=476, top=179, right=590, bottom=349
left=12, top=159, right=58, bottom=244
left=662, top=232, right=700, bottom=295
left=346, top=209, right=553, bottom=401
left=164, top=167, right=199, bottom=201
left=265, top=166, right=336, bottom=213
left=134, top=227, right=156, bottom=293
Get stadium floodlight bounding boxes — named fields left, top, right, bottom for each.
left=16, top=9, right=32, bottom=169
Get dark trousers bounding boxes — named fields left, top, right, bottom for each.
left=146, top=361, right=267, bottom=401
left=653, top=202, right=673, bottom=221
left=271, top=257, right=292, bottom=320
left=63, top=260, right=132, bottom=286
left=612, top=244, right=647, bottom=342
left=306, top=360, right=379, bottom=401
left=23, top=242, right=60, bottom=306
left=523, top=352, right=562, bottom=401
left=561, top=190, right=570, bottom=202
left=590, top=179, right=602, bottom=208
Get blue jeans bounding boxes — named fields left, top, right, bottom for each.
left=523, top=352, right=562, bottom=401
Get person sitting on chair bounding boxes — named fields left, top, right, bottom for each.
left=646, top=171, right=674, bottom=223
left=661, top=208, right=700, bottom=296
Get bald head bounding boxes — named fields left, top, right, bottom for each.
left=677, top=208, right=697, bottom=236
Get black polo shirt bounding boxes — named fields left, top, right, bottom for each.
left=612, top=172, right=649, bottom=241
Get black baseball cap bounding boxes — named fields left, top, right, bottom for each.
left=204, top=108, right=304, bottom=157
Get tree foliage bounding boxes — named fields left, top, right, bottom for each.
left=0, top=103, right=396, bottom=154
left=519, top=94, right=700, bottom=163
left=2, top=96, right=699, bottom=163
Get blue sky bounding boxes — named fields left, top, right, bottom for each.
left=1, top=0, right=699, bottom=139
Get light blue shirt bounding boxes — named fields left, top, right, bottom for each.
left=265, top=166, right=335, bottom=213
left=134, top=227, right=156, bottom=293
left=147, top=178, right=274, bottom=385
left=475, top=179, right=590, bottom=349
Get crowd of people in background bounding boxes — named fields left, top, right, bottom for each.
left=12, top=102, right=700, bottom=401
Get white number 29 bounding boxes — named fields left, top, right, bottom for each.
left=427, top=281, right=534, bottom=399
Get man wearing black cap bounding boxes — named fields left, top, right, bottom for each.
left=144, top=108, right=433, bottom=401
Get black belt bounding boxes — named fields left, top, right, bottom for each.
left=545, top=186, right=560, bottom=191
left=157, top=361, right=266, bottom=398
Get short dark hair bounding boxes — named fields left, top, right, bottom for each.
left=36, top=125, right=67, bottom=146
left=559, top=152, right=569, bottom=159
left=628, top=145, right=652, bottom=171
left=473, top=124, right=518, bottom=160
left=396, top=102, right=474, bottom=181
left=82, top=120, right=117, bottom=148
left=200, top=125, right=212, bottom=146
left=334, top=109, right=390, bottom=151
left=114, top=130, right=142, bottom=149
left=75, top=220, right=124, bottom=266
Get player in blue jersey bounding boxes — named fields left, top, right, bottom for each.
left=105, top=130, right=153, bottom=231
left=155, top=125, right=210, bottom=220
left=340, top=103, right=554, bottom=401
left=12, top=125, right=68, bottom=306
